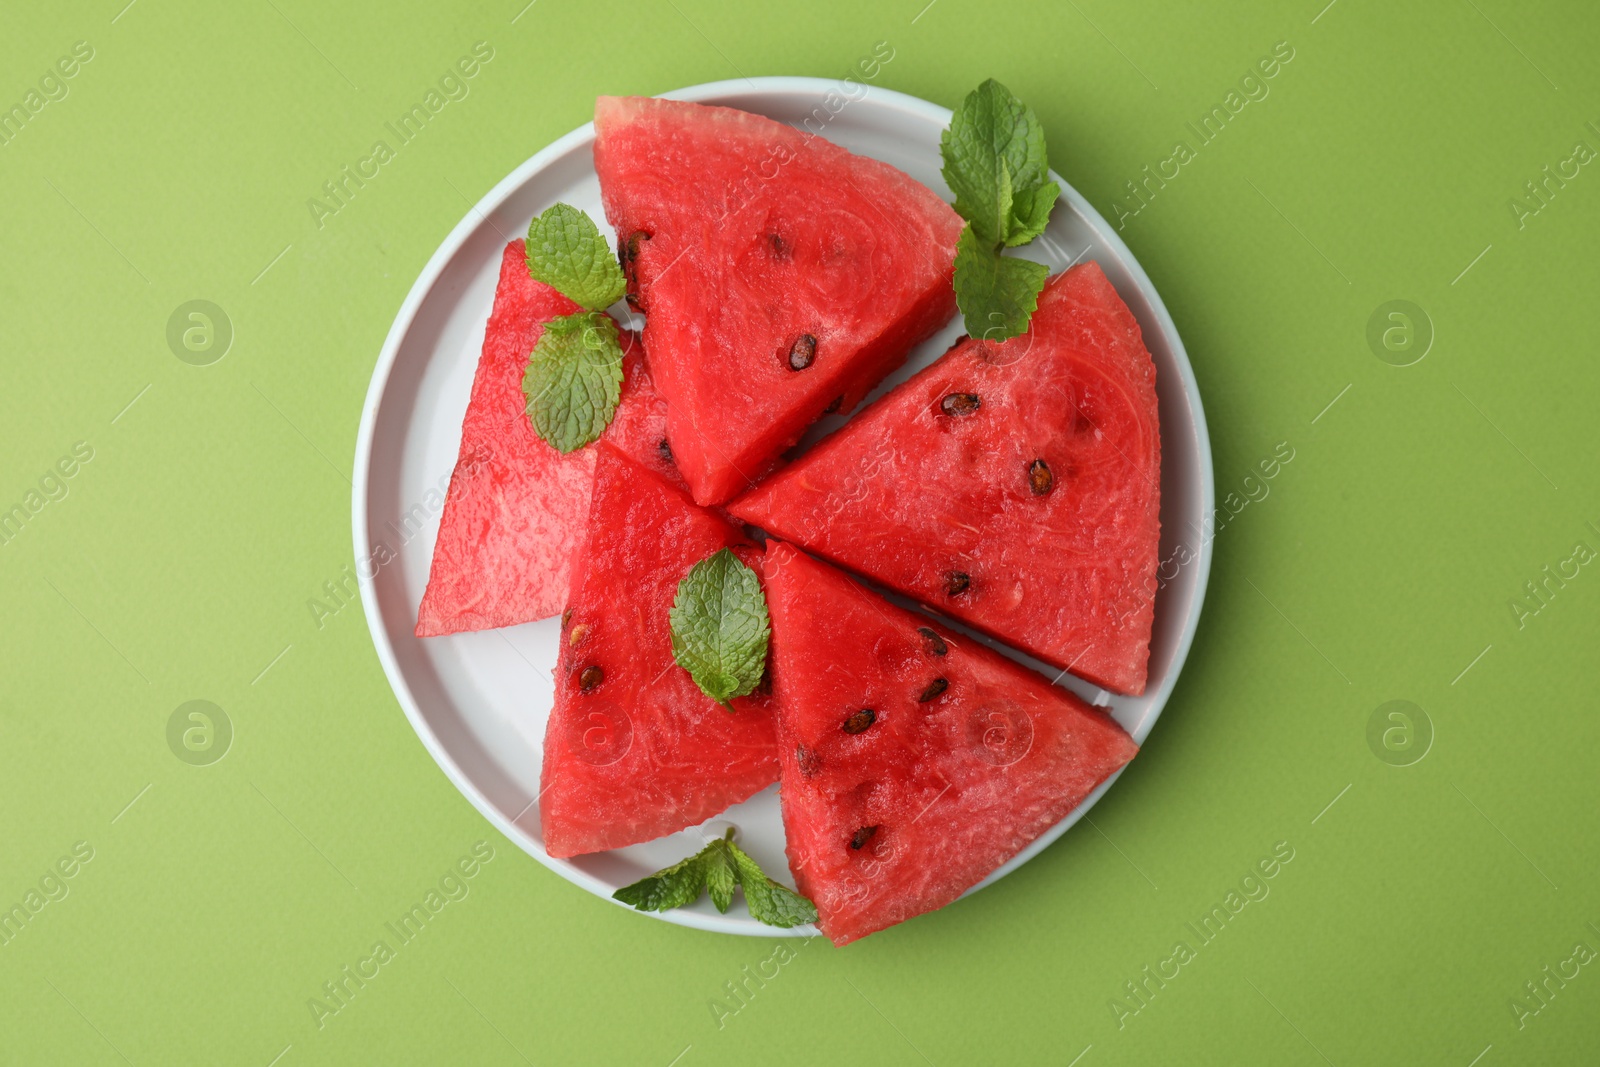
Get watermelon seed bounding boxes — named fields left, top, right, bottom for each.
left=658, top=438, right=674, bottom=464
left=842, top=708, right=877, bottom=734
left=824, top=395, right=843, bottom=414
left=944, top=571, right=971, bottom=596
left=568, top=624, right=589, bottom=648
left=849, top=825, right=879, bottom=850
left=624, top=229, right=650, bottom=262
left=768, top=232, right=790, bottom=259
left=940, top=392, right=980, bottom=417
left=917, top=627, right=948, bottom=656
left=561, top=608, right=573, bottom=630
left=579, top=665, right=604, bottom=691
left=796, top=744, right=821, bottom=778
left=918, top=678, right=949, bottom=703
left=625, top=293, right=643, bottom=311
left=788, top=334, right=817, bottom=371
left=1028, top=459, right=1054, bottom=496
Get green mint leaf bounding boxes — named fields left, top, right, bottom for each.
left=940, top=79, right=1057, bottom=246
left=525, top=202, right=627, bottom=311
left=704, top=841, right=739, bottom=914
left=669, top=548, right=770, bottom=706
left=1005, top=177, right=1059, bottom=249
left=612, top=830, right=818, bottom=929
left=992, top=157, right=1015, bottom=251
left=728, top=840, right=818, bottom=928
left=521, top=311, right=624, bottom=453
left=613, top=849, right=707, bottom=912
left=952, top=226, right=1049, bottom=341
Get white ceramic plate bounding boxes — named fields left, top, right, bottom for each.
left=354, top=77, right=1213, bottom=937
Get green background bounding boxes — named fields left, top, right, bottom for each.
left=2, top=0, right=1596, bottom=1062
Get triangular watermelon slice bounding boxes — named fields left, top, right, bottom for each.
left=733, top=262, right=1162, bottom=695
left=415, top=239, right=679, bottom=637
left=763, top=542, right=1138, bottom=945
left=540, top=444, right=780, bottom=858
left=593, top=95, right=963, bottom=506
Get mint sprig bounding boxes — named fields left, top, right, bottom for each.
left=669, top=548, right=770, bottom=707
left=521, top=311, right=624, bottom=453
left=520, top=203, right=631, bottom=452
left=940, top=79, right=1059, bottom=340
left=526, top=203, right=628, bottom=310
left=614, top=828, right=817, bottom=928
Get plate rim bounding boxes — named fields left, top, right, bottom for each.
left=352, top=75, right=1214, bottom=938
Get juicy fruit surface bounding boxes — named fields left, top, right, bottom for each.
left=733, top=262, right=1162, bottom=694
left=540, top=445, right=780, bottom=858
left=415, top=240, right=677, bottom=637
left=763, top=543, right=1138, bottom=945
left=594, top=95, right=963, bottom=505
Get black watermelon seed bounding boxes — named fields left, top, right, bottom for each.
left=842, top=708, right=877, bottom=734
left=918, top=678, right=949, bottom=703
left=625, top=293, right=643, bottom=311
left=940, top=392, right=981, bottom=417
left=944, top=571, right=971, bottom=597
left=561, top=608, right=573, bottom=630
left=768, top=232, right=789, bottom=259
left=788, top=334, right=817, bottom=371
left=849, top=825, right=879, bottom=850
left=658, top=438, right=674, bottom=464
left=917, top=627, right=948, bottom=656
left=824, top=395, right=843, bottom=414
left=625, top=230, right=650, bottom=262
left=578, top=665, right=604, bottom=691
left=1028, top=459, right=1054, bottom=496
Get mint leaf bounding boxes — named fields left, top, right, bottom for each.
left=940, top=79, right=1057, bottom=247
left=1006, top=175, right=1059, bottom=250
left=613, top=849, right=707, bottom=912
left=952, top=226, right=1049, bottom=341
left=727, top=839, right=818, bottom=928
left=670, top=548, right=770, bottom=706
left=704, top=842, right=739, bottom=914
left=612, top=829, right=817, bottom=928
left=992, top=158, right=1015, bottom=251
left=526, top=203, right=627, bottom=311
left=521, top=311, right=624, bottom=453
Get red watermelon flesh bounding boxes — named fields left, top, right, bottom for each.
left=540, top=444, right=781, bottom=858
left=415, top=239, right=679, bottom=637
left=733, top=262, right=1161, bottom=695
left=593, top=95, right=963, bottom=506
left=763, top=542, right=1138, bottom=945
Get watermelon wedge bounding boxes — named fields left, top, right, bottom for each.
left=593, top=95, right=963, bottom=505
left=733, top=262, right=1162, bottom=695
left=415, top=239, right=679, bottom=637
left=763, top=542, right=1138, bottom=945
left=540, top=444, right=780, bottom=858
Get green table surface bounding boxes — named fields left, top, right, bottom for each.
left=3, top=0, right=1597, bottom=1063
